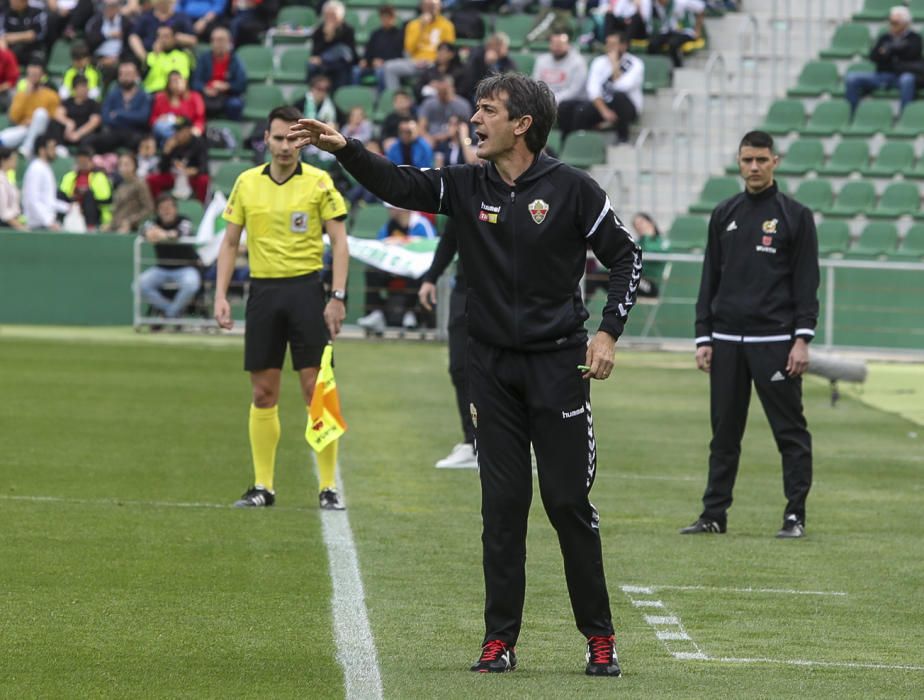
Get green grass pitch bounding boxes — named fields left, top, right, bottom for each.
left=1, top=330, right=922, bottom=698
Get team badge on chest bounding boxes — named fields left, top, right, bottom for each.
left=290, top=211, right=308, bottom=233
left=528, top=199, right=549, bottom=224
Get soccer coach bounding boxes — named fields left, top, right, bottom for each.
left=681, top=130, right=819, bottom=539
left=291, top=73, right=641, bottom=676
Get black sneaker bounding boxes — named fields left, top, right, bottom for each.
left=776, top=514, right=805, bottom=539
left=470, top=640, right=517, bottom=673
left=234, top=486, right=275, bottom=508
left=585, top=634, right=621, bottom=677
left=679, top=518, right=726, bottom=534
left=319, top=488, right=345, bottom=511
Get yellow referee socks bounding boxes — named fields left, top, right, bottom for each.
left=249, top=404, right=280, bottom=491
left=309, top=406, right=339, bottom=492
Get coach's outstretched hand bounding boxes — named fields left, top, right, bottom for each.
left=289, top=119, right=347, bottom=153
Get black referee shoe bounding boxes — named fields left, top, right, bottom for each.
left=319, top=488, right=345, bottom=511
left=585, top=635, right=621, bottom=677
left=776, top=514, right=805, bottom=539
left=679, top=518, right=726, bottom=534
left=470, top=640, right=516, bottom=673
left=234, top=486, right=275, bottom=508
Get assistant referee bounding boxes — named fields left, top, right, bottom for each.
left=214, top=105, right=350, bottom=511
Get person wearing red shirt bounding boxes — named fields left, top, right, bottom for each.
left=149, top=70, right=205, bottom=145
left=0, top=38, right=20, bottom=112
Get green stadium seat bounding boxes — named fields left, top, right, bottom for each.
left=510, top=51, right=536, bottom=77
left=775, top=177, right=789, bottom=194
left=346, top=10, right=371, bottom=44
left=177, top=199, right=205, bottom=226
left=861, top=142, right=915, bottom=177
left=844, top=221, right=899, bottom=258
left=905, top=155, right=924, bottom=180
left=665, top=215, right=708, bottom=251
left=853, top=0, right=893, bottom=21
left=51, top=157, right=75, bottom=183
left=819, top=23, right=871, bottom=59
left=787, top=61, right=840, bottom=97
left=207, top=120, right=244, bottom=160
left=47, top=41, right=72, bottom=77
left=494, top=14, right=537, bottom=50
left=351, top=204, right=390, bottom=239
left=212, top=161, right=252, bottom=196
left=819, top=140, right=869, bottom=175
left=911, top=0, right=924, bottom=16
left=821, top=180, right=876, bottom=217
left=886, top=101, right=924, bottom=138
left=545, top=128, right=562, bottom=155
left=759, top=99, right=806, bottom=135
left=277, top=47, right=310, bottom=84
left=867, top=182, right=920, bottom=218
left=242, top=84, right=285, bottom=120
left=688, top=176, right=739, bottom=214
left=777, top=139, right=825, bottom=175
left=560, top=130, right=607, bottom=169
left=372, top=88, right=396, bottom=123
left=816, top=220, right=851, bottom=256
left=641, top=55, right=672, bottom=93
left=800, top=100, right=851, bottom=136
left=273, top=6, right=318, bottom=44
left=237, top=45, right=274, bottom=82
left=843, top=100, right=893, bottom=137
left=889, top=224, right=924, bottom=259
left=793, top=179, right=834, bottom=211
left=333, top=85, right=377, bottom=117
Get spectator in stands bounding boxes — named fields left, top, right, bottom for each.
left=0, top=146, right=25, bottom=229
left=382, top=0, right=456, bottom=91
left=386, top=116, right=433, bottom=168
left=357, top=205, right=437, bottom=333
left=415, top=41, right=465, bottom=100
left=89, top=60, right=152, bottom=153
left=418, top=75, right=472, bottom=150
left=558, top=30, right=643, bottom=143
left=22, top=134, right=69, bottom=229
left=0, top=38, right=21, bottom=113
left=845, top=6, right=923, bottom=115
left=59, top=41, right=102, bottom=101
left=341, top=105, right=373, bottom=144
left=1, top=58, right=58, bottom=157
left=308, top=0, right=357, bottom=92
left=49, top=74, right=102, bottom=148
left=632, top=212, right=666, bottom=296
left=458, top=32, right=516, bottom=103
left=379, top=88, right=416, bottom=149
left=433, top=114, right=479, bottom=167
left=177, top=0, right=225, bottom=40
left=532, top=32, right=588, bottom=104
left=647, top=0, right=704, bottom=68
left=228, top=0, right=279, bottom=48
left=146, top=117, right=210, bottom=202
left=136, top=133, right=159, bottom=177
left=138, top=192, right=202, bottom=321
left=104, top=150, right=155, bottom=233
left=150, top=70, right=205, bottom=144
left=602, top=0, right=651, bottom=42
left=86, top=0, right=132, bottom=77
left=46, top=0, right=96, bottom=47
left=2, top=0, right=47, bottom=66
left=190, top=26, right=246, bottom=121
left=293, top=74, right=338, bottom=125
left=59, top=146, right=113, bottom=229
left=354, top=4, right=403, bottom=90
left=142, top=24, right=194, bottom=93
left=129, top=0, right=197, bottom=64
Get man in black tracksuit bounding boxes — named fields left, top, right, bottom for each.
left=681, top=130, right=819, bottom=539
left=292, top=73, right=641, bottom=676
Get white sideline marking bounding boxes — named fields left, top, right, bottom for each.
left=716, top=657, right=924, bottom=672
left=657, top=631, right=691, bottom=641
left=0, top=494, right=276, bottom=510
left=620, top=585, right=654, bottom=594
left=651, top=584, right=848, bottom=597
left=644, top=615, right=679, bottom=625
left=632, top=600, right=665, bottom=608
left=674, top=651, right=709, bottom=660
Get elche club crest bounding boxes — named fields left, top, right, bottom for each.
left=761, top=218, right=778, bottom=247
left=528, top=199, right=549, bottom=224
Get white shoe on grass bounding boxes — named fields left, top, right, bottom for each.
left=435, top=443, right=477, bottom=469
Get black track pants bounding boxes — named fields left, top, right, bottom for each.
left=467, top=338, right=614, bottom=646
left=448, top=287, right=474, bottom=444
left=701, top=340, right=813, bottom=526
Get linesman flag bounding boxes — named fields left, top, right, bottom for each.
left=305, top=344, right=347, bottom=452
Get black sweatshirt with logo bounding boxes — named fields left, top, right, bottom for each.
left=336, top=139, right=642, bottom=351
left=695, top=182, right=819, bottom=346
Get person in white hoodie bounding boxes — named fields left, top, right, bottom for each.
left=22, top=135, right=70, bottom=230
left=531, top=32, right=588, bottom=104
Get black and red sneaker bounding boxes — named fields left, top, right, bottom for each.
left=470, top=639, right=517, bottom=673
left=585, top=634, right=621, bottom=676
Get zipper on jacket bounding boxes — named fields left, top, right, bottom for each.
left=510, top=189, right=519, bottom=346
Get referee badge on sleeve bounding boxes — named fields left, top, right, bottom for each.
left=290, top=212, right=308, bottom=233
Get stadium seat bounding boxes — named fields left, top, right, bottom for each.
left=853, top=0, right=893, bottom=20
left=816, top=220, right=851, bottom=256
left=510, top=51, right=536, bottom=77
left=906, top=155, right=924, bottom=180
left=545, top=128, right=562, bottom=155
left=559, top=131, right=607, bottom=169
left=47, top=41, right=72, bottom=77
left=177, top=199, right=204, bottom=226
left=333, top=85, right=377, bottom=117
left=800, top=100, right=851, bottom=136
left=277, top=47, right=310, bottom=84
left=372, top=88, right=396, bottom=123
left=831, top=60, right=877, bottom=96
left=792, top=179, right=834, bottom=211
left=759, top=99, right=806, bottom=135
left=494, top=14, right=537, bottom=50
left=862, top=142, right=915, bottom=177
left=886, top=101, right=924, bottom=138
left=787, top=61, right=840, bottom=97
left=889, top=224, right=924, bottom=259
left=819, top=140, right=869, bottom=175
left=242, top=85, right=285, bottom=120
left=351, top=204, right=390, bottom=239
left=844, top=222, right=899, bottom=258
left=207, top=120, right=244, bottom=160
left=777, top=139, right=825, bottom=175
left=821, top=180, right=876, bottom=217
left=346, top=9, right=371, bottom=44
left=665, top=215, right=708, bottom=251
left=819, top=23, right=871, bottom=59
left=641, top=55, right=672, bottom=93
left=688, top=177, right=739, bottom=214
left=867, top=182, right=920, bottom=218
left=213, top=161, right=251, bottom=195
left=51, top=157, right=75, bottom=183
left=843, top=100, right=893, bottom=137
left=237, top=45, right=274, bottom=82
left=273, top=6, right=318, bottom=44
left=911, top=0, right=924, bottom=16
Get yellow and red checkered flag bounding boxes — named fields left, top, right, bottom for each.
left=305, top=344, right=347, bottom=452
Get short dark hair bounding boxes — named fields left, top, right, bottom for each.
left=605, top=29, right=629, bottom=44
left=0, top=146, right=15, bottom=161
left=267, top=105, right=302, bottom=126
left=26, top=54, right=46, bottom=70
left=474, top=73, right=556, bottom=155
left=118, top=150, right=138, bottom=166
left=156, top=192, right=177, bottom=206
left=310, top=74, right=331, bottom=89
left=76, top=145, right=95, bottom=158
left=739, top=130, right=775, bottom=152
left=72, top=74, right=89, bottom=88
left=35, top=134, right=56, bottom=154
left=70, top=41, right=90, bottom=60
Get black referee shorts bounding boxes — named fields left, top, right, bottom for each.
left=245, top=273, right=329, bottom=371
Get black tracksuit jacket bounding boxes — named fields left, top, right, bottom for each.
left=695, top=183, right=820, bottom=346
left=335, top=139, right=642, bottom=351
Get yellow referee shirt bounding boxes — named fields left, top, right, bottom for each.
left=223, top=163, right=348, bottom=279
